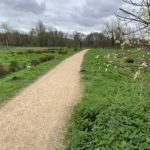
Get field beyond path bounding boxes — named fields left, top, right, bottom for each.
left=0, top=49, right=88, bottom=150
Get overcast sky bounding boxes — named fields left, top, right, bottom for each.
left=0, top=0, right=125, bottom=33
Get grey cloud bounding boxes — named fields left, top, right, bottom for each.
left=0, top=0, right=125, bottom=33
left=0, top=0, right=45, bottom=14
left=70, top=0, right=123, bottom=27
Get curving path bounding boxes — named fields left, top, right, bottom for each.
left=0, top=49, right=88, bottom=150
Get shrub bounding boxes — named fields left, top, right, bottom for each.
left=31, top=59, right=40, bottom=66
left=20, top=63, right=27, bottom=70
left=11, top=76, right=22, bottom=81
left=17, top=52, right=24, bottom=55
left=0, top=64, right=9, bottom=76
left=49, top=50, right=56, bottom=53
left=26, top=49, right=52, bottom=54
left=31, top=56, right=54, bottom=66
left=26, top=49, right=34, bottom=54
left=36, top=51, right=43, bottom=54
left=39, top=56, right=55, bottom=63
left=9, top=61, right=20, bottom=72
left=124, top=57, right=134, bottom=63
left=48, top=56, right=54, bottom=60
left=58, top=50, right=67, bottom=54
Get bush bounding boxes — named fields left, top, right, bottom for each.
left=31, top=59, right=40, bottom=66
left=124, top=57, right=134, bottom=63
left=40, top=56, right=55, bottom=62
left=17, top=52, right=24, bottom=55
left=11, top=76, right=22, bottom=81
left=9, top=61, right=20, bottom=72
left=58, top=50, right=67, bottom=54
left=26, top=49, right=54, bottom=54
left=26, top=49, right=35, bottom=54
left=0, top=64, right=9, bottom=76
left=19, top=63, right=27, bottom=70
left=49, top=50, right=56, bottom=53
left=31, top=56, right=54, bottom=66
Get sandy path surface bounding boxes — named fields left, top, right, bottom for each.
left=0, top=49, right=88, bottom=150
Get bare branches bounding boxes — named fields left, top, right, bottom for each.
left=119, top=8, right=149, bottom=25
left=122, top=0, right=149, bottom=6
left=122, top=25, right=148, bottom=36
left=116, top=0, right=150, bottom=33
left=1, top=22, right=13, bottom=33
left=114, top=0, right=150, bottom=50
left=116, top=12, right=146, bottom=25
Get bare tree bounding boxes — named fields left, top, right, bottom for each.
left=104, top=19, right=124, bottom=48
left=73, top=32, right=83, bottom=50
left=36, top=20, right=46, bottom=46
left=0, top=22, right=13, bottom=47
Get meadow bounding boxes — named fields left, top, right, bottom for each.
left=66, top=48, right=150, bottom=150
left=0, top=47, right=76, bottom=104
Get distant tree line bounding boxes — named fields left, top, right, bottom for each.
left=0, top=21, right=120, bottom=49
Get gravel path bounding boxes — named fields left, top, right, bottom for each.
left=0, top=49, right=88, bottom=150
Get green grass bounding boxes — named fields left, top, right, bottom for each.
left=0, top=47, right=69, bottom=66
left=0, top=47, right=77, bottom=104
left=65, top=48, right=150, bottom=150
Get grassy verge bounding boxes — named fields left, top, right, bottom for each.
left=65, top=48, right=150, bottom=150
left=0, top=48, right=77, bottom=104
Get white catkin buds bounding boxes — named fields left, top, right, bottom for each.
left=133, top=71, right=141, bottom=80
